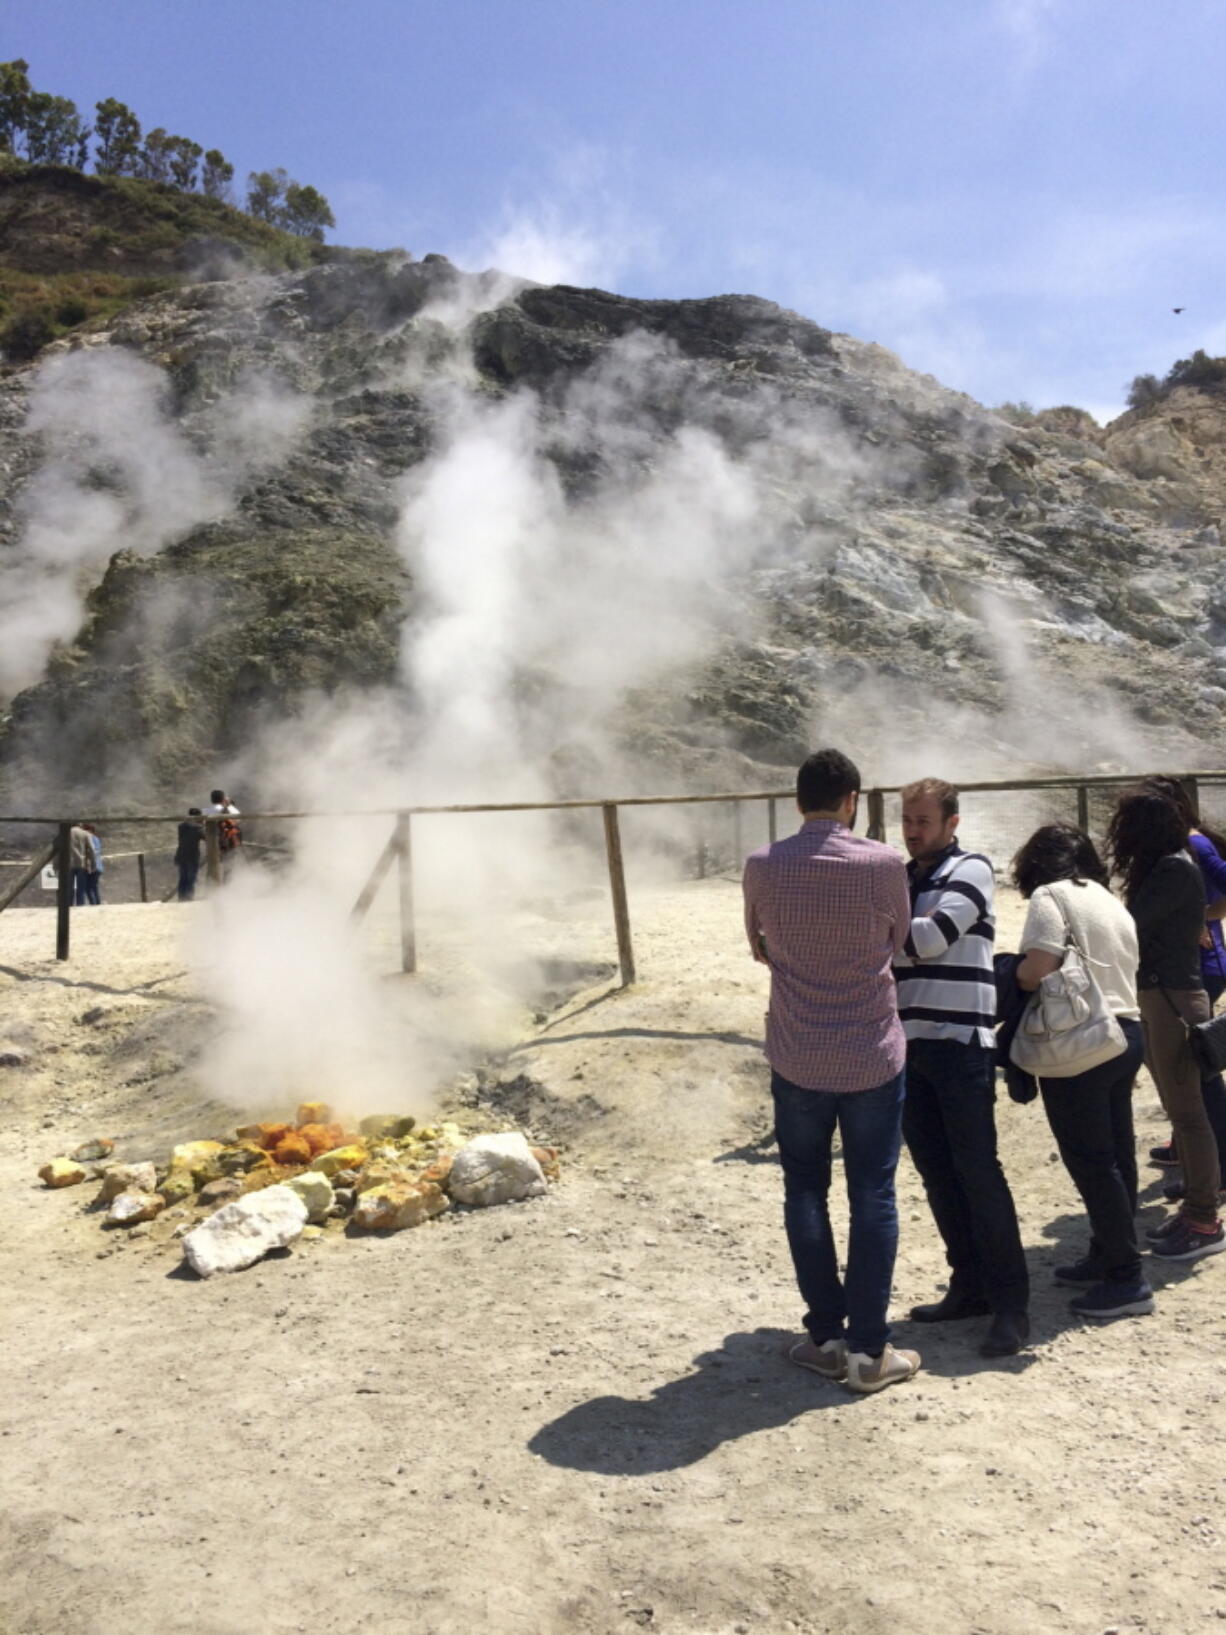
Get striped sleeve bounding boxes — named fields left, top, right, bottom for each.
left=906, top=855, right=994, bottom=961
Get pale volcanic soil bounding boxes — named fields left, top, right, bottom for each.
left=2, top=877, right=1226, bottom=1635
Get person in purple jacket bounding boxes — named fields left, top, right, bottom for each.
left=1140, top=777, right=1226, bottom=1189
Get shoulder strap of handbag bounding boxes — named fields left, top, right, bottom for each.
left=1046, top=881, right=1090, bottom=964
left=1158, top=984, right=1191, bottom=1037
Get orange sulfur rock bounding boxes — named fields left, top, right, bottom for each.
left=272, top=1132, right=313, bottom=1167
left=532, top=1146, right=561, bottom=1182
left=250, top=1122, right=293, bottom=1152
left=298, top=1121, right=346, bottom=1156
left=296, top=1101, right=332, bottom=1128
left=421, top=1154, right=453, bottom=1188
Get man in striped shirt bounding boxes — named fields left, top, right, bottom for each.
left=893, top=777, right=1030, bottom=1358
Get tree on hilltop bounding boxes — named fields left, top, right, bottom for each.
left=200, top=147, right=234, bottom=201
left=0, top=59, right=31, bottom=151
left=246, top=167, right=290, bottom=223
left=23, top=91, right=90, bottom=166
left=93, top=97, right=141, bottom=174
left=283, top=182, right=335, bottom=241
left=247, top=168, right=335, bottom=240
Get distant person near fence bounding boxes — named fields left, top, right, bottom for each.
left=742, top=747, right=920, bottom=1396
left=82, top=824, right=103, bottom=905
left=175, top=809, right=205, bottom=901
left=69, top=823, right=98, bottom=908
left=205, top=789, right=242, bottom=874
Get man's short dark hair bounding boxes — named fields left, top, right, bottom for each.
left=900, top=777, right=959, bottom=819
left=796, top=749, right=861, bottom=813
left=210, top=789, right=225, bottom=803
left=187, top=807, right=202, bottom=816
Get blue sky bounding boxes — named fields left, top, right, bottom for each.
left=15, top=0, right=1226, bottom=420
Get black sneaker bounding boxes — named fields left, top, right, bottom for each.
left=1149, top=1219, right=1226, bottom=1262
left=1145, top=1212, right=1188, bottom=1244
left=1054, top=1256, right=1103, bottom=1286
left=1069, top=1279, right=1155, bottom=1318
left=1149, top=1141, right=1180, bottom=1168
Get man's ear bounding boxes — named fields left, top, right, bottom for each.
left=949, top=812, right=961, bottom=833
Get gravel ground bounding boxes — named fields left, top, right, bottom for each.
left=1, top=880, right=1224, bottom=1635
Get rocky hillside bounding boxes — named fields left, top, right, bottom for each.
left=0, top=173, right=1224, bottom=816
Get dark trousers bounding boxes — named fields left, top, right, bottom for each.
left=772, top=1068, right=905, bottom=1357
left=177, top=860, right=199, bottom=901
left=72, top=868, right=91, bottom=906
left=1039, top=1018, right=1144, bottom=1283
left=903, top=1038, right=1029, bottom=1312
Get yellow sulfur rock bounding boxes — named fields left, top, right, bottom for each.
left=217, top=1143, right=272, bottom=1177
left=157, top=1170, right=196, bottom=1204
left=309, top=1144, right=368, bottom=1178
left=351, top=1179, right=449, bottom=1232
left=168, top=1141, right=227, bottom=1186
left=296, top=1101, right=332, bottom=1128
left=354, top=1160, right=412, bottom=1195
left=39, top=1158, right=87, bottom=1188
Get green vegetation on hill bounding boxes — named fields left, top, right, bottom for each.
left=0, top=59, right=333, bottom=239
left=1127, top=350, right=1226, bottom=411
left=0, top=159, right=329, bottom=361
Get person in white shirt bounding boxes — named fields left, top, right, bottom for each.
left=1013, top=822, right=1152, bottom=1319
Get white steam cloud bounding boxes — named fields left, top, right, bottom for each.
left=0, top=348, right=310, bottom=701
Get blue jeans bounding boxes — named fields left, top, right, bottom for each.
left=771, top=1068, right=905, bottom=1357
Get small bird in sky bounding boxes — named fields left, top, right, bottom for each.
left=1173, top=306, right=1185, bottom=314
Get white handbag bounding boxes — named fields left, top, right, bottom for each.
left=1010, top=886, right=1127, bottom=1080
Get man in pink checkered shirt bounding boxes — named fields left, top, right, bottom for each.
left=742, top=748, right=920, bottom=1395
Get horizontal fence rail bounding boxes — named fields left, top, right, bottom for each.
left=2, top=770, right=1223, bottom=971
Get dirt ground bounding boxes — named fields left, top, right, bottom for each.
left=2, top=877, right=1226, bottom=1635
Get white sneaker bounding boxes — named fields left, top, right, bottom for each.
left=786, top=1336, right=847, bottom=1380
left=845, top=1344, right=922, bottom=1394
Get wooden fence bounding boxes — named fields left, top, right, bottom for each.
left=2, top=769, right=1224, bottom=978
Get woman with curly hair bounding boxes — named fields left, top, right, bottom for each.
left=1013, top=824, right=1152, bottom=1316
left=1107, top=789, right=1224, bottom=1263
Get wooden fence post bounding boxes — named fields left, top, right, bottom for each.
left=1181, top=775, right=1201, bottom=823
left=0, top=844, right=55, bottom=915
left=733, top=799, right=743, bottom=862
left=396, top=812, right=417, bottom=974
left=137, top=852, right=148, bottom=903
left=768, top=797, right=778, bottom=844
left=602, top=802, right=635, bottom=987
left=56, top=823, right=72, bottom=961
left=1076, top=785, right=1089, bottom=833
left=866, top=788, right=886, bottom=841
left=349, top=825, right=400, bottom=924
left=205, top=819, right=222, bottom=885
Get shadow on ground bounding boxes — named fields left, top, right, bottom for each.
left=530, top=1326, right=864, bottom=1474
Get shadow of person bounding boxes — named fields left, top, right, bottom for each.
left=528, top=1327, right=857, bottom=1475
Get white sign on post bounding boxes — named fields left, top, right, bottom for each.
left=41, top=864, right=58, bottom=891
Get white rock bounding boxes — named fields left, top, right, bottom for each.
left=98, top=1162, right=157, bottom=1202
left=182, top=1184, right=308, bottom=1278
left=448, top=1132, right=546, bottom=1208
left=284, top=1170, right=334, bottom=1223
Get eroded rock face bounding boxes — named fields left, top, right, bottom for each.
left=181, top=1184, right=308, bottom=1277
left=0, top=250, right=1224, bottom=805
